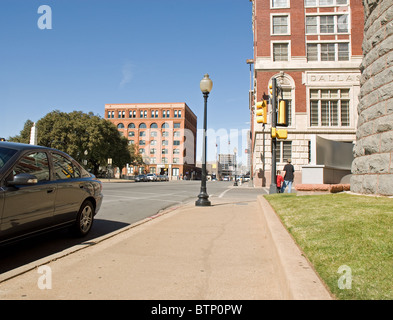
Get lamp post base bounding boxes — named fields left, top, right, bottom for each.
left=195, top=192, right=211, bottom=206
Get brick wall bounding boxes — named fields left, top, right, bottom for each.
left=351, top=0, right=393, bottom=195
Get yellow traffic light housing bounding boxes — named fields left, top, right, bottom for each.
left=277, top=100, right=289, bottom=127
left=271, top=128, right=288, bottom=140
left=255, top=100, right=268, bottom=124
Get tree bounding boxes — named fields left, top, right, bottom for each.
left=8, top=120, right=34, bottom=143
left=10, top=110, right=144, bottom=176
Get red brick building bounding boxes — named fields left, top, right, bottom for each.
left=250, top=0, right=364, bottom=186
left=105, top=103, right=197, bottom=179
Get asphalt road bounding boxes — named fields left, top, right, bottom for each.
left=0, top=180, right=266, bottom=275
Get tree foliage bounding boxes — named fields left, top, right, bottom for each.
left=9, top=110, right=142, bottom=175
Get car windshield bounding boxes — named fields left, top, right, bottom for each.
left=0, top=147, right=17, bottom=170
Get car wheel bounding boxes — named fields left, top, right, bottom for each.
left=73, top=200, right=94, bottom=237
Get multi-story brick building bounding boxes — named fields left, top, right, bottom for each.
left=249, top=0, right=364, bottom=187
left=105, top=102, right=197, bottom=179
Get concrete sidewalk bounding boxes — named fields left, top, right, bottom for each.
left=0, top=195, right=332, bottom=300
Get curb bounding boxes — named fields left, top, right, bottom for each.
left=257, top=195, right=333, bottom=300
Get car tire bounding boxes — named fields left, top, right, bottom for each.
left=73, top=200, right=94, bottom=237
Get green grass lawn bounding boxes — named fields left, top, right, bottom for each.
left=264, top=193, right=393, bottom=300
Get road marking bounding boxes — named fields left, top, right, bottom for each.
left=218, top=188, right=231, bottom=198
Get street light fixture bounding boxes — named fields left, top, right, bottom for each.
left=196, top=74, right=213, bottom=207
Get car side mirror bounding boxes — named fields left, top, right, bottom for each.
left=7, top=173, right=38, bottom=186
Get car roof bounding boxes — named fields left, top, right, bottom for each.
left=0, top=141, right=49, bottom=151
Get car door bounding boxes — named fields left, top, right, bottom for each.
left=1, top=151, right=57, bottom=240
left=51, top=152, right=86, bottom=224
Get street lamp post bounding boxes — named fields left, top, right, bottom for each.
left=233, top=147, right=238, bottom=186
left=196, top=74, right=213, bottom=207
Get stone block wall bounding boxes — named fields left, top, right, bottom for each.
left=351, top=0, right=393, bottom=195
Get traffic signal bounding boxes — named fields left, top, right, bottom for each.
left=271, top=128, right=288, bottom=140
left=0, top=138, right=5, bottom=141
left=255, top=100, right=267, bottom=124
left=269, top=82, right=274, bottom=98
left=277, top=100, right=289, bottom=127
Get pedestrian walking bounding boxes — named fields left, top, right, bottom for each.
left=276, top=170, right=284, bottom=193
left=281, top=158, right=295, bottom=193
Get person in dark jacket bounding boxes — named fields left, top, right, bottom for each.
left=281, top=158, right=295, bottom=193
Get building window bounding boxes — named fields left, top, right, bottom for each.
left=150, top=148, right=156, bottom=155
left=173, top=140, right=181, bottom=146
left=162, top=123, right=170, bottom=129
left=273, top=43, right=289, bottom=61
left=128, top=131, right=135, bottom=137
left=174, top=110, right=178, bottom=118
left=150, top=123, right=158, bottom=129
left=306, top=16, right=317, bottom=34
left=139, top=131, right=146, bottom=137
left=276, top=141, right=292, bottom=164
left=151, top=131, right=158, bottom=137
left=107, top=111, right=111, bottom=118
left=139, top=140, right=146, bottom=146
left=320, top=15, right=334, bottom=33
left=272, top=0, right=289, bottom=8
left=128, top=123, right=135, bottom=129
left=139, top=123, right=147, bottom=129
left=307, top=43, right=349, bottom=61
left=162, top=149, right=168, bottom=155
left=151, top=140, right=157, bottom=146
left=173, top=158, right=179, bottom=164
left=173, top=149, right=180, bottom=155
left=150, top=158, right=156, bottom=164
left=305, top=0, right=347, bottom=6
left=172, top=168, right=179, bottom=176
left=321, top=43, right=335, bottom=61
left=117, top=123, right=125, bottom=129
left=162, top=140, right=169, bottom=146
left=178, top=110, right=182, bottom=118
left=310, top=89, right=350, bottom=127
left=174, top=131, right=181, bottom=137
left=174, top=123, right=181, bottom=128
left=272, top=15, right=289, bottom=35
left=306, top=15, right=349, bottom=34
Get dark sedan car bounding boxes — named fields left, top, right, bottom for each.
left=0, top=142, right=103, bottom=245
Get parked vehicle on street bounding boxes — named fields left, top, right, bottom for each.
left=146, top=173, right=157, bottom=182
left=158, top=174, right=169, bottom=181
left=135, top=174, right=147, bottom=182
left=0, top=142, right=103, bottom=245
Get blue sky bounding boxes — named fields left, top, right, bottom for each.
left=0, top=0, right=253, bottom=163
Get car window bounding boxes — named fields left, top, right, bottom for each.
left=13, top=152, right=50, bottom=182
left=52, top=153, right=80, bottom=180
left=0, top=147, right=17, bottom=170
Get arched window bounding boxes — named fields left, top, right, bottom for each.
left=150, top=123, right=158, bottom=129
left=128, top=123, right=135, bottom=129
left=117, top=123, right=125, bottom=129
left=139, top=123, right=147, bottom=129
left=161, top=123, right=170, bottom=129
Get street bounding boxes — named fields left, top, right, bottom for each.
left=0, top=180, right=266, bottom=275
